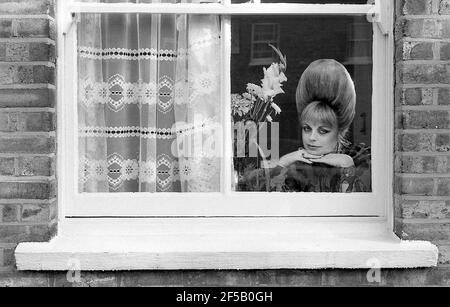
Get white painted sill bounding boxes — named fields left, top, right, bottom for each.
left=15, top=217, right=438, bottom=271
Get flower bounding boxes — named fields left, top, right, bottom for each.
left=231, top=94, right=254, bottom=117
left=269, top=44, right=287, bottom=72
left=271, top=103, right=282, bottom=115
left=261, top=63, right=287, bottom=100
left=242, top=92, right=255, bottom=102
left=247, top=83, right=264, bottom=99
left=231, top=45, right=287, bottom=124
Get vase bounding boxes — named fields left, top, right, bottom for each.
left=232, top=121, right=270, bottom=192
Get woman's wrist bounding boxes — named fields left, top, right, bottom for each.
left=277, top=159, right=290, bottom=168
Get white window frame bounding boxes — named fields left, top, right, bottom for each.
left=58, top=0, right=393, bottom=218
left=13, top=0, right=439, bottom=272
left=250, top=22, right=280, bottom=66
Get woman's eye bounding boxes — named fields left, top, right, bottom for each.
left=319, top=129, right=330, bottom=135
left=303, top=126, right=311, bottom=132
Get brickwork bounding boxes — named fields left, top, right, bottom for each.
left=1, top=268, right=450, bottom=287
left=395, top=0, right=450, bottom=268
left=0, top=0, right=57, bottom=272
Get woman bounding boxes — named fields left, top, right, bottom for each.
left=278, top=59, right=356, bottom=169
left=240, top=59, right=370, bottom=192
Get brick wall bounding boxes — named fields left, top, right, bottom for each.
left=0, top=0, right=450, bottom=286
left=0, top=0, right=57, bottom=272
left=394, top=0, right=450, bottom=267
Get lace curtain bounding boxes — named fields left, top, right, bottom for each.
left=77, top=0, right=222, bottom=193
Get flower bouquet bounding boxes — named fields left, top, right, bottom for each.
left=232, top=45, right=287, bottom=191
left=232, top=44, right=287, bottom=124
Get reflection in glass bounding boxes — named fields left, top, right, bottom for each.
left=260, top=0, right=370, bottom=3
left=232, top=0, right=369, bottom=2
left=76, top=0, right=222, bottom=3
left=231, top=15, right=373, bottom=193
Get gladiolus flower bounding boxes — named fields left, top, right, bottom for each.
left=232, top=45, right=287, bottom=125
left=261, top=63, right=287, bottom=99
left=271, top=103, right=282, bottom=114
left=269, top=44, right=287, bottom=72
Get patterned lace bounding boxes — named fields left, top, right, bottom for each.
left=79, top=47, right=179, bottom=61
left=81, top=154, right=221, bottom=192
left=80, top=72, right=220, bottom=112
left=77, top=14, right=222, bottom=193
left=80, top=74, right=158, bottom=112
left=79, top=117, right=221, bottom=139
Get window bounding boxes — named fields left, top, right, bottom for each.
left=345, top=21, right=373, bottom=65
left=59, top=0, right=392, bottom=218
left=232, top=14, right=374, bottom=195
left=250, top=23, right=280, bottom=66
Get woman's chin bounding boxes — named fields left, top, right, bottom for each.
left=305, top=148, right=325, bottom=156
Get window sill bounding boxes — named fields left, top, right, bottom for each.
left=15, top=218, right=438, bottom=271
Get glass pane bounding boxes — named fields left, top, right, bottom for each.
left=231, top=15, right=373, bottom=193
left=77, top=13, right=222, bottom=193
left=259, top=0, right=370, bottom=3
left=254, top=31, right=277, bottom=42
left=231, top=0, right=369, bottom=3
left=75, top=0, right=221, bottom=3
left=253, top=42, right=277, bottom=57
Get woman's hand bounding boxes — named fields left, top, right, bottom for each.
left=307, top=153, right=355, bottom=168
left=278, top=149, right=322, bottom=168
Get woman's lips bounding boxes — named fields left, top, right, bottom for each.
left=306, top=144, right=321, bottom=150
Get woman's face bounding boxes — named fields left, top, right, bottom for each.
left=301, top=120, right=339, bottom=156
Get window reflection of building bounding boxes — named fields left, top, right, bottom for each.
left=250, top=23, right=280, bottom=66
left=344, top=21, right=373, bottom=146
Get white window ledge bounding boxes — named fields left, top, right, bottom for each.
left=15, top=218, right=438, bottom=271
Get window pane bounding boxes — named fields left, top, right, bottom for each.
left=231, top=15, right=373, bottom=193
left=77, top=13, right=222, bottom=193
left=253, top=43, right=277, bottom=56
left=231, top=0, right=369, bottom=3
left=254, top=32, right=275, bottom=42
left=75, top=0, right=221, bottom=3
left=259, top=0, right=370, bottom=3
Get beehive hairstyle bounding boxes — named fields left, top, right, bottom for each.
left=296, top=59, right=356, bottom=148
